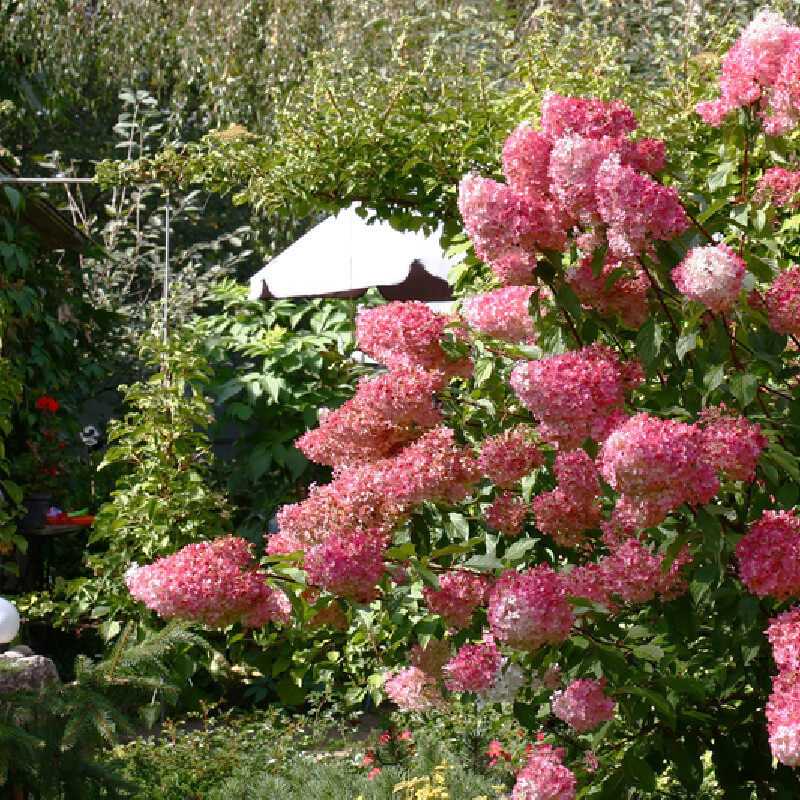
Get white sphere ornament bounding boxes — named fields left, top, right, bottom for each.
left=0, top=597, right=20, bottom=644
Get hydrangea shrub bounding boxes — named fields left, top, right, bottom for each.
left=128, top=11, right=800, bottom=797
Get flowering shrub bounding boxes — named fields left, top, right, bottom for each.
left=551, top=678, right=616, bottom=733
left=126, top=10, right=800, bottom=795
left=126, top=537, right=290, bottom=628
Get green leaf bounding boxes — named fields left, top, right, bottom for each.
left=463, top=553, right=503, bottom=572
left=473, top=357, right=494, bottom=387
left=411, top=558, right=440, bottom=590
left=676, top=331, right=697, bottom=362
left=385, top=542, right=416, bottom=559
left=632, top=643, right=664, bottom=662
left=703, top=362, right=725, bottom=392
left=729, top=372, right=758, bottom=408
left=617, top=686, right=676, bottom=728
left=503, top=538, right=537, bottom=562
left=623, top=751, right=656, bottom=793
left=2, top=186, right=22, bottom=213
left=555, top=283, right=582, bottom=320
left=275, top=676, right=307, bottom=706
left=446, top=512, right=470, bottom=539
left=635, top=318, right=663, bottom=367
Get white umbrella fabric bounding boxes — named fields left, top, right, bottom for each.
left=248, top=204, right=459, bottom=301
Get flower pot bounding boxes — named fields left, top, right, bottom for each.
left=20, top=493, right=52, bottom=532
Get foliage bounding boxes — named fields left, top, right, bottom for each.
left=197, top=280, right=368, bottom=534
left=0, top=178, right=112, bottom=562
left=1, top=1, right=519, bottom=161
left=109, top=706, right=504, bottom=800
left=0, top=621, right=207, bottom=799
left=61, top=333, right=231, bottom=630
left=0, top=350, right=23, bottom=559
left=96, top=2, right=773, bottom=236
left=51, top=88, right=257, bottom=354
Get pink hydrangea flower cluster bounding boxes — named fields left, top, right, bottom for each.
left=485, top=491, right=529, bottom=537
left=532, top=450, right=602, bottom=548
left=461, top=285, right=538, bottom=344
left=304, top=530, right=388, bottom=603
left=768, top=607, right=800, bottom=673
left=478, top=424, right=543, bottom=486
left=296, top=366, right=443, bottom=467
left=594, top=154, right=689, bottom=260
left=540, top=93, right=637, bottom=140
left=551, top=677, right=616, bottom=733
left=547, top=134, right=618, bottom=220
left=423, top=570, right=492, bottom=629
left=698, top=405, right=767, bottom=482
left=460, top=93, right=685, bottom=283
left=355, top=301, right=469, bottom=376
left=381, top=426, right=479, bottom=506
left=566, top=538, right=692, bottom=610
left=457, top=174, right=567, bottom=273
left=488, top=566, right=574, bottom=652
left=766, top=670, right=800, bottom=767
left=696, top=10, right=800, bottom=134
left=671, top=243, right=746, bottom=313
left=443, top=634, right=502, bottom=693
left=384, top=666, right=443, bottom=712
left=765, top=266, right=800, bottom=338
left=510, top=344, right=642, bottom=449
left=270, top=465, right=403, bottom=554
left=767, top=605, right=800, bottom=767
left=756, top=167, right=800, bottom=207
left=271, top=426, right=478, bottom=562
left=567, top=254, right=650, bottom=329
left=126, top=537, right=290, bottom=628
left=491, top=249, right=538, bottom=285
left=502, top=124, right=554, bottom=201
left=599, top=413, right=720, bottom=533
left=737, top=510, right=800, bottom=600
left=767, top=44, right=800, bottom=135
left=512, top=742, right=577, bottom=800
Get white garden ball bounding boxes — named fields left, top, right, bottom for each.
left=0, top=597, right=20, bottom=644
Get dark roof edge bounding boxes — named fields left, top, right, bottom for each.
left=0, top=161, right=92, bottom=252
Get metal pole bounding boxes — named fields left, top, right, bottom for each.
left=162, top=191, right=170, bottom=342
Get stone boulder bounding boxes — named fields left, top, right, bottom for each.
left=0, top=648, right=59, bottom=692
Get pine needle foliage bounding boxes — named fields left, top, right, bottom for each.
left=0, top=622, right=207, bottom=799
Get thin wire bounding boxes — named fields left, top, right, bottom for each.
left=162, top=191, right=170, bottom=342
left=0, top=177, right=95, bottom=184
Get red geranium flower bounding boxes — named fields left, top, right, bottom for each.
left=35, top=396, right=60, bottom=413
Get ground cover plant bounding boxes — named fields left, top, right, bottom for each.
left=122, top=9, right=800, bottom=798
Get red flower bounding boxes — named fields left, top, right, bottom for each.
left=367, top=767, right=382, bottom=780
left=397, top=729, right=412, bottom=741
left=35, top=396, right=60, bottom=413
left=378, top=731, right=392, bottom=745
left=362, top=751, right=376, bottom=767
left=486, top=739, right=512, bottom=766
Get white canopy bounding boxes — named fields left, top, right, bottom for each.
left=248, top=204, right=459, bottom=300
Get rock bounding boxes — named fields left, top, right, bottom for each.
left=0, top=652, right=59, bottom=692
left=7, top=645, right=33, bottom=657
